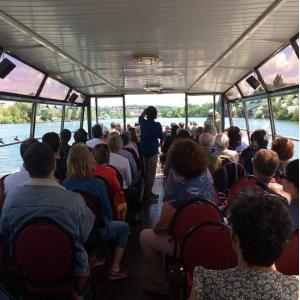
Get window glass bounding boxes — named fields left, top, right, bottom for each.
left=97, top=97, right=124, bottom=132
left=35, top=104, right=62, bottom=138
left=91, top=97, right=97, bottom=125
left=0, top=100, right=32, bottom=176
left=258, top=45, right=299, bottom=91
left=224, top=102, right=230, bottom=129
left=245, top=98, right=272, bottom=135
left=238, top=73, right=265, bottom=96
left=69, top=89, right=86, bottom=104
left=83, top=107, right=88, bottom=132
left=0, top=53, right=44, bottom=96
left=225, top=86, right=241, bottom=100
left=64, top=106, right=82, bottom=133
left=40, top=77, right=69, bottom=100
left=229, top=101, right=247, bottom=130
left=271, top=94, right=299, bottom=141
left=125, top=94, right=185, bottom=130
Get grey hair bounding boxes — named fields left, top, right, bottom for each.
left=107, top=135, right=123, bottom=152
left=215, top=133, right=229, bottom=149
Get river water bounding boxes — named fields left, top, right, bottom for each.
left=0, top=118, right=298, bottom=177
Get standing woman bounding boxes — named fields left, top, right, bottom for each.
left=64, top=143, right=129, bottom=280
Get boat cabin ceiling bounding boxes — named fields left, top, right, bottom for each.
left=0, top=0, right=298, bottom=97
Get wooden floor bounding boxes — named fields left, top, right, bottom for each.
left=93, top=171, right=172, bottom=300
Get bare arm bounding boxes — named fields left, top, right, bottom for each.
left=153, top=202, right=176, bottom=235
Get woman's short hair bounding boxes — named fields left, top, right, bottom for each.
left=92, top=144, right=110, bottom=164
left=67, top=143, right=95, bottom=178
left=227, top=126, right=242, bottom=145
left=271, top=137, right=294, bottom=162
left=229, top=189, right=293, bottom=266
left=250, top=129, right=269, bottom=148
left=252, top=149, right=279, bottom=177
left=169, top=140, right=208, bottom=178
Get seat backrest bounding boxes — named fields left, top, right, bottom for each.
left=107, top=165, right=123, bottom=188
left=0, top=237, right=5, bottom=272
left=276, top=230, right=299, bottom=275
left=79, top=193, right=102, bottom=229
left=228, top=176, right=256, bottom=204
left=181, top=221, right=237, bottom=275
left=14, top=218, right=74, bottom=285
left=170, top=199, right=223, bottom=244
left=214, top=163, right=247, bottom=195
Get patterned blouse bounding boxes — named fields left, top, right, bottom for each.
left=193, top=266, right=299, bottom=300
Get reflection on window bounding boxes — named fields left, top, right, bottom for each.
left=0, top=101, right=32, bottom=144
left=0, top=54, right=44, bottom=96
left=40, top=77, right=69, bottom=100
left=271, top=94, right=299, bottom=140
left=238, top=73, right=265, bottom=96
left=98, top=97, right=124, bottom=132
left=91, top=97, right=97, bottom=125
left=225, top=86, right=241, bottom=100
left=69, top=89, right=86, bottom=104
left=229, top=101, right=247, bottom=130
left=245, top=98, right=271, bottom=134
left=125, top=94, right=185, bottom=129
left=258, top=45, right=299, bottom=91
left=35, top=104, right=62, bottom=138
left=64, top=106, right=82, bottom=133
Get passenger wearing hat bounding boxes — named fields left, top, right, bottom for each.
left=282, top=159, right=299, bottom=229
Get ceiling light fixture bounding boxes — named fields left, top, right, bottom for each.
left=134, top=54, right=159, bottom=65
left=144, top=84, right=162, bottom=92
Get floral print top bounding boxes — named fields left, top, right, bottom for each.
left=193, top=266, right=299, bottom=300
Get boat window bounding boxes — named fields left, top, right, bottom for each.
left=35, top=104, right=62, bottom=138
left=237, top=73, right=265, bottom=97
left=69, top=89, right=86, bottom=104
left=40, top=77, right=69, bottom=100
left=225, top=86, right=241, bottom=100
left=97, top=97, right=124, bottom=132
left=229, top=101, right=246, bottom=130
left=0, top=54, right=44, bottom=96
left=83, top=107, right=88, bottom=132
left=125, top=94, right=185, bottom=130
left=258, top=45, right=299, bottom=91
left=0, top=101, right=32, bottom=176
left=64, top=106, right=82, bottom=134
left=91, top=97, right=97, bottom=126
left=187, top=95, right=214, bottom=129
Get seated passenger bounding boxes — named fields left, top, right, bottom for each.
left=190, top=190, right=298, bottom=300
left=282, top=159, right=299, bottom=229
left=59, top=128, right=72, bottom=158
left=73, top=128, right=88, bottom=145
left=121, top=131, right=139, bottom=160
left=239, top=129, right=268, bottom=174
left=4, top=138, right=38, bottom=196
left=92, top=144, right=127, bottom=221
left=64, top=144, right=129, bottom=280
left=214, top=133, right=239, bottom=163
left=42, top=132, right=67, bottom=182
left=0, top=142, right=94, bottom=276
left=86, top=124, right=103, bottom=149
left=199, top=133, right=222, bottom=177
left=140, top=140, right=214, bottom=295
left=271, top=137, right=294, bottom=175
left=227, top=126, right=248, bottom=152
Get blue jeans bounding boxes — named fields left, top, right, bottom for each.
left=99, top=221, right=129, bottom=248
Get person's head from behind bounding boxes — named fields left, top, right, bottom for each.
left=199, top=133, right=215, bottom=150
left=252, top=149, right=279, bottom=179
left=271, top=137, right=294, bottom=162
left=178, top=122, right=184, bottom=129
left=195, top=126, right=203, bottom=138
left=67, top=143, right=95, bottom=179
left=92, top=124, right=103, bottom=139
left=128, top=127, right=138, bottom=143
left=111, top=122, right=116, bottom=129
left=42, top=132, right=60, bottom=158
left=74, top=128, right=88, bottom=144
left=169, top=140, right=208, bottom=179
left=107, top=134, right=123, bottom=153
left=227, top=126, right=242, bottom=145
left=229, top=191, right=293, bottom=267
left=24, top=142, right=55, bottom=178
left=215, top=133, right=229, bottom=150
left=20, top=138, right=38, bottom=162
left=92, top=144, right=110, bottom=165
left=170, top=124, right=179, bottom=138
left=282, top=159, right=299, bottom=198
left=250, top=129, right=268, bottom=149
left=176, top=129, right=191, bottom=139
left=203, top=123, right=217, bottom=137
left=60, top=129, right=71, bottom=144
left=146, top=106, right=157, bottom=120
left=121, top=132, right=131, bottom=146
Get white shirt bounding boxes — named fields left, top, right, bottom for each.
left=86, top=138, right=103, bottom=149
left=4, top=166, right=29, bottom=196
left=109, top=152, right=132, bottom=189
